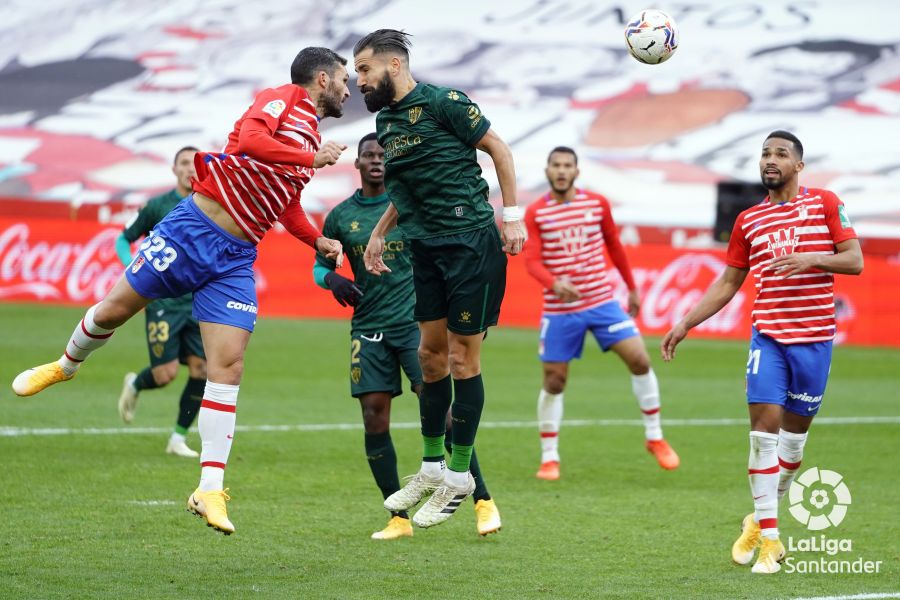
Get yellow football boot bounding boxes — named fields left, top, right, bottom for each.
left=732, top=513, right=761, bottom=565
left=474, top=499, right=502, bottom=536
left=371, top=515, right=413, bottom=540
left=187, top=488, right=235, bottom=535
left=12, top=362, right=75, bottom=397
left=752, top=537, right=786, bottom=574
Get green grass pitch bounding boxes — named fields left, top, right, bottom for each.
left=1, top=303, right=897, bottom=599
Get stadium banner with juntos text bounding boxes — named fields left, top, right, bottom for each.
left=0, top=217, right=897, bottom=348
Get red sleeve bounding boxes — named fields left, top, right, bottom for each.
left=725, top=212, right=751, bottom=269
left=599, top=198, right=636, bottom=290
left=821, top=190, right=858, bottom=244
left=238, top=119, right=316, bottom=167
left=524, top=203, right=556, bottom=290
left=279, top=201, right=321, bottom=248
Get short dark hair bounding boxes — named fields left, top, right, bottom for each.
left=765, top=130, right=804, bottom=160
left=173, top=146, right=198, bottom=164
left=357, top=132, right=379, bottom=155
left=353, top=29, right=412, bottom=59
left=290, top=47, right=347, bottom=85
left=547, top=146, right=578, bottom=165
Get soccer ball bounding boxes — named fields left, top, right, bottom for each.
left=624, top=9, right=679, bottom=64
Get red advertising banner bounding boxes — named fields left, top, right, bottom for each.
left=2, top=217, right=898, bottom=347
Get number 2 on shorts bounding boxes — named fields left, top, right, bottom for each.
left=139, top=231, right=178, bottom=272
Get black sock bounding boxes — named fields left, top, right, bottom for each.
left=175, top=377, right=205, bottom=431
left=133, top=367, right=160, bottom=392
left=365, top=431, right=408, bottom=519
left=444, top=424, right=491, bottom=502
left=420, top=375, right=452, bottom=461
left=448, top=374, right=485, bottom=472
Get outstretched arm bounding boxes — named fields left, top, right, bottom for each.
left=660, top=265, right=749, bottom=361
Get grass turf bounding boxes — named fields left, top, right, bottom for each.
left=1, top=303, right=897, bottom=599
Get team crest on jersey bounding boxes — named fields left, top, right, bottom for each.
left=408, top=107, right=423, bottom=124
left=350, top=220, right=360, bottom=232
left=262, top=99, right=286, bottom=118
left=767, top=226, right=799, bottom=257
left=798, top=203, right=808, bottom=221
left=559, top=226, right=588, bottom=256
left=350, top=367, right=361, bottom=384
left=152, top=343, right=164, bottom=358
left=131, top=256, right=145, bottom=274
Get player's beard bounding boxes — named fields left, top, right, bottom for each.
left=362, top=72, right=395, bottom=113
left=548, top=178, right=574, bottom=195
left=760, top=171, right=786, bottom=190
left=320, top=81, right=345, bottom=119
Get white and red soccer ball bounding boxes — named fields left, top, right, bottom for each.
left=625, top=9, right=679, bottom=65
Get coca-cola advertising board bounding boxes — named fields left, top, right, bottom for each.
left=1, top=218, right=897, bottom=347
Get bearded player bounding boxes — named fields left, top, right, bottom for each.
left=12, top=47, right=351, bottom=535
left=353, top=30, right=526, bottom=528
left=661, top=131, right=863, bottom=573
left=313, top=133, right=502, bottom=539
left=524, top=146, right=679, bottom=480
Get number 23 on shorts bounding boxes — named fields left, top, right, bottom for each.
left=139, top=230, right=178, bottom=272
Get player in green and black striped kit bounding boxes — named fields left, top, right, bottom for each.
left=314, top=133, right=501, bottom=539
left=354, top=30, right=526, bottom=528
left=115, top=146, right=206, bottom=458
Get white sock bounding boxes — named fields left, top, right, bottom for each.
left=169, top=431, right=186, bottom=445
left=632, top=370, right=663, bottom=441
left=537, top=389, right=563, bottom=463
left=777, top=429, right=808, bottom=500
left=59, top=303, right=114, bottom=374
left=748, top=431, right=780, bottom=539
left=198, top=381, right=238, bottom=492
left=444, top=468, right=468, bottom=488
left=421, top=460, right=446, bottom=478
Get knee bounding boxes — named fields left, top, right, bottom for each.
left=544, top=372, right=567, bottom=395
left=448, top=348, right=478, bottom=379
left=418, top=346, right=447, bottom=379
left=360, top=401, right=389, bottom=434
left=93, top=302, right=128, bottom=330
left=627, top=352, right=651, bottom=375
left=211, top=356, right=243, bottom=385
left=153, top=363, right=178, bottom=386
left=189, top=360, right=207, bottom=380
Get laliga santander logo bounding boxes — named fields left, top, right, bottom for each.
left=0, top=223, right=122, bottom=302
left=789, top=467, right=852, bottom=530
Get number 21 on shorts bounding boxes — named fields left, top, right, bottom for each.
left=139, top=231, right=178, bottom=272
left=747, top=348, right=761, bottom=375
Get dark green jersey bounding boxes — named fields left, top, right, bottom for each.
left=316, top=191, right=415, bottom=334
left=376, top=82, right=493, bottom=239
left=122, top=189, right=192, bottom=312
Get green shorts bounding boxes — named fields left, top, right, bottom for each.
left=350, top=323, right=423, bottom=398
left=144, top=303, right=205, bottom=367
left=410, top=224, right=508, bottom=335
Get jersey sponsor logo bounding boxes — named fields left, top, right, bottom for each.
left=261, top=99, right=286, bottom=119
left=767, top=226, right=799, bottom=257
left=226, top=301, right=258, bottom=313
left=559, top=225, right=588, bottom=256
left=383, top=134, right=422, bottom=160
left=408, top=106, right=423, bottom=124
left=467, top=105, right=482, bottom=129
left=838, top=205, right=852, bottom=229
left=787, top=391, right=823, bottom=404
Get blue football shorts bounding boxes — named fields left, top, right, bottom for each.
left=539, top=300, right=640, bottom=362
left=746, top=327, right=833, bottom=416
left=125, top=195, right=259, bottom=332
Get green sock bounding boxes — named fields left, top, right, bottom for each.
left=174, top=424, right=188, bottom=436
left=448, top=374, right=485, bottom=472
left=420, top=375, right=452, bottom=460
left=365, top=431, right=408, bottom=519
left=444, top=427, right=490, bottom=500
left=133, top=367, right=159, bottom=392
left=175, top=377, right=205, bottom=431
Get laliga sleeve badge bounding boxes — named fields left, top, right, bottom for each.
left=131, top=256, right=145, bottom=273
left=262, top=99, right=287, bottom=118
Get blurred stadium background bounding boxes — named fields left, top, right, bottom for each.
left=2, top=0, right=899, bottom=346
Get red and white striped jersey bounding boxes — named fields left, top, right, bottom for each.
left=726, top=187, right=857, bottom=344
left=524, top=189, right=635, bottom=315
left=193, top=84, right=321, bottom=243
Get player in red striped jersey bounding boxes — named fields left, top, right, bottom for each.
left=524, top=147, right=679, bottom=481
left=661, top=131, right=863, bottom=574
left=12, top=47, right=352, bottom=535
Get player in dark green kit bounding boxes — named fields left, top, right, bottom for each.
left=354, top=30, right=526, bottom=528
left=115, top=146, right=207, bottom=458
left=314, top=133, right=502, bottom=539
